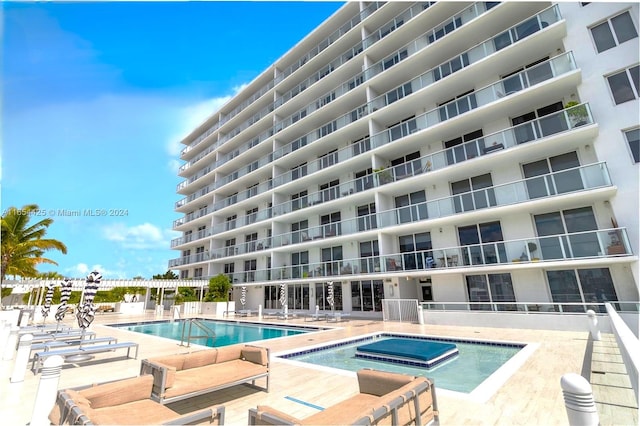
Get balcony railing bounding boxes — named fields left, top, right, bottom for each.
left=269, top=162, right=611, bottom=247
left=209, top=47, right=576, bottom=203
left=192, top=227, right=632, bottom=278
left=175, top=100, right=594, bottom=228
left=208, top=237, right=273, bottom=259
left=421, top=301, right=639, bottom=314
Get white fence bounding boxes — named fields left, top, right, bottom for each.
left=382, top=299, right=419, bottom=323
left=606, top=302, right=639, bottom=402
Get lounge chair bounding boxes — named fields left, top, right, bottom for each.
left=326, top=311, right=350, bottom=322
left=30, top=330, right=97, bottom=345
left=32, top=341, right=139, bottom=374
left=248, top=369, right=439, bottom=425
left=49, top=375, right=225, bottom=425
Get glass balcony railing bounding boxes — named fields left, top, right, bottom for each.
left=268, top=162, right=611, bottom=247
left=187, top=227, right=632, bottom=278
left=208, top=237, right=273, bottom=259
left=420, top=301, right=639, bottom=314
left=207, top=15, right=567, bottom=197
left=171, top=228, right=212, bottom=248
left=176, top=101, right=594, bottom=227
left=277, top=2, right=384, bottom=82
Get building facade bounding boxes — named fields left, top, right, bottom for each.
left=170, top=2, right=639, bottom=316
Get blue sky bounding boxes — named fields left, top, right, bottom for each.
left=2, top=1, right=342, bottom=279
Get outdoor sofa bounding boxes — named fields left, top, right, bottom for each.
left=248, top=369, right=439, bottom=425
left=49, top=375, right=225, bottom=425
left=140, top=344, right=270, bottom=404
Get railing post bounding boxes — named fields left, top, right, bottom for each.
left=586, top=310, right=601, bottom=341
left=3, top=325, right=19, bottom=360
left=30, top=355, right=64, bottom=426
left=560, top=373, right=599, bottom=426
left=11, top=333, right=33, bottom=383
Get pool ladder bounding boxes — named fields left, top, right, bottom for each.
left=180, top=319, right=216, bottom=347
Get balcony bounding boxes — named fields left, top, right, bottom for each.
left=206, top=227, right=632, bottom=280
left=209, top=237, right=273, bottom=259
left=171, top=228, right=212, bottom=248
left=270, top=162, right=613, bottom=248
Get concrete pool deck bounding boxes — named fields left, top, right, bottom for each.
left=1, top=310, right=636, bottom=425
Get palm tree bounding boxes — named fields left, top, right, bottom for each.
left=1, top=205, right=68, bottom=307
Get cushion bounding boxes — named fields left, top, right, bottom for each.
left=357, top=369, right=415, bottom=396
left=150, top=354, right=186, bottom=371
left=80, top=376, right=153, bottom=409
left=183, top=349, right=217, bottom=369
left=242, top=346, right=268, bottom=366
left=215, top=345, right=243, bottom=363
left=89, top=399, right=179, bottom=425
left=256, top=405, right=302, bottom=425
left=301, top=393, right=380, bottom=425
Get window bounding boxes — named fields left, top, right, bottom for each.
left=522, top=152, right=582, bottom=199
left=438, top=89, right=477, bottom=121
left=225, top=214, right=237, bottom=231
left=318, top=120, right=337, bottom=138
left=264, top=285, right=279, bottom=310
left=246, top=207, right=258, bottom=224
left=291, top=162, right=307, bottom=180
left=387, top=116, right=417, bottom=141
left=320, top=150, right=338, bottom=169
left=351, top=280, right=384, bottom=312
left=224, top=263, right=235, bottom=282
left=292, top=136, right=307, bottom=152
left=391, top=151, right=422, bottom=180
left=624, top=128, right=640, bottom=163
left=224, top=238, right=236, bottom=257
left=434, top=53, right=469, bottom=81
left=590, top=11, right=637, bottom=53
left=287, top=283, right=310, bottom=310
left=607, top=65, right=639, bottom=105
left=501, top=57, right=551, bottom=95
left=291, top=190, right=308, bottom=211
left=399, top=232, right=433, bottom=270
left=458, top=222, right=506, bottom=265
left=445, top=129, right=484, bottom=164
left=355, top=168, right=374, bottom=192
left=511, top=101, right=565, bottom=144
left=451, top=173, right=496, bottom=213
left=357, top=203, right=377, bottom=232
left=466, top=274, right=516, bottom=311
left=243, top=259, right=257, bottom=282
left=395, top=190, right=427, bottom=223
left=291, top=251, right=309, bottom=278
left=194, top=268, right=203, bottom=278
left=316, top=282, right=342, bottom=310
left=321, top=246, right=343, bottom=276
left=320, top=211, right=341, bottom=237
left=385, top=83, right=413, bottom=105
left=382, top=49, right=408, bottom=70
left=320, top=180, right=340, bottom=202
left=546, top=268, right=618, bottom=312
left=534, top=207, right=599, bottom=260
left=291, top=220, right=308, bottom=244
left=352, top=136, right=371, bottom=156
left=359, top=240, right=379, bottom=273
left=245, top=233, right=257, bottom=252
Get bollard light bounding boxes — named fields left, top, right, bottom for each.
left=560, top=373, right=599, bottom=426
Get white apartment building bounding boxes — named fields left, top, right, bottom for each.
left=170, top=2, right=639, bottom=318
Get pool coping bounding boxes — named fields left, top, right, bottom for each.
left=272, top=331, right=538, bottom=403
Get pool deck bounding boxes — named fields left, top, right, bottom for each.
left=1, top=311, right=636, bottom=425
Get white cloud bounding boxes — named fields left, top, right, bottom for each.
left=64, top=263, right=126, bottom=279
left=103, top=222, right=177, bottom=250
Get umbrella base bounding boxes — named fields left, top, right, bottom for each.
left=65, top=354, right=95, bottom=363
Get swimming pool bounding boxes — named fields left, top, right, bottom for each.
left=111, top=319, right=315, bottom=347
left=278, top=333, right=533, bottom=398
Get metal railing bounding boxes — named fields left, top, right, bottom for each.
left=422, top=301, right=639, bottom=314
left=180, top=318, right=216, bottom=347
left=605, top=302, right=639, bottom=402
left=382, top=299, right=420, bottom=323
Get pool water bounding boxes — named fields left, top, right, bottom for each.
left=281, top=334, right=523, bottom=393
left=112, top=319, right=311, bottom=347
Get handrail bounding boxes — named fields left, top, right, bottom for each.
left=605, top=302, right=639, bottom=402
left=180, top=318, right=216, bottom=347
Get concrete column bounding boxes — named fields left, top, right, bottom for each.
left=560, top=373, right=599, bottom=426
left=30, top=355, right=64, bottom=426
left=11, top=333, right=33, bottom=383
left=586, top=310, right=601, bottom=341
left=3, top=326, right=19, bottom=360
